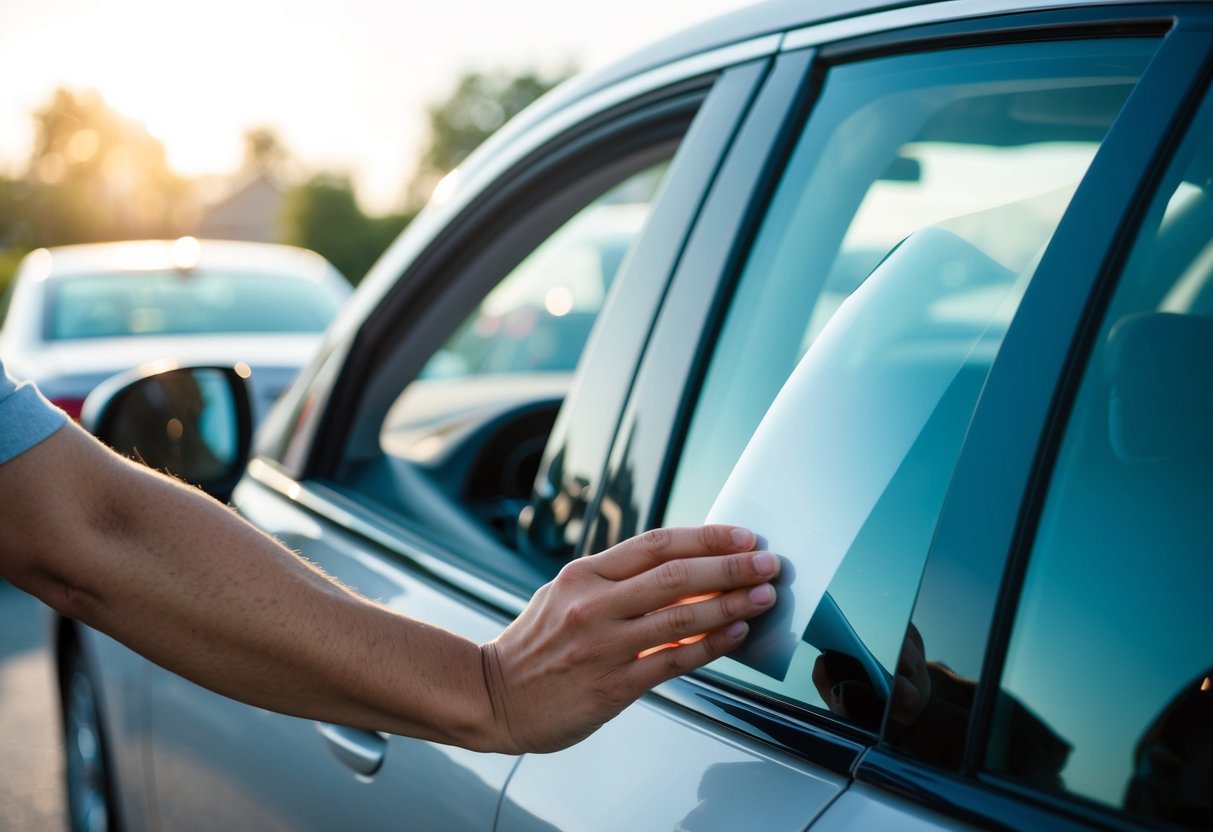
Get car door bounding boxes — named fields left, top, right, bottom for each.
left=500, top=5, right=1177, bottom=830
left=140, top=48, right=773, bottom=831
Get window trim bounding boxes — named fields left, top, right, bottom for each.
left=856, top=748, right=1156, bottom=831
left=582, top=47, right=821, bottom=555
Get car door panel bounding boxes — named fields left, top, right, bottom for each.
left=497, top=696, right=846, bottom=832
left=808, top=783, right=982, bottom=832
left=145, top=475, right=519, bottom=831
left=75, top=627, right=156, bottom=832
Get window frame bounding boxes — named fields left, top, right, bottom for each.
left=246, top=56, right=780, bottom=605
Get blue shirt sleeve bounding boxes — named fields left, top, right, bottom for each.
left=0, top=359, right=68, bottom=464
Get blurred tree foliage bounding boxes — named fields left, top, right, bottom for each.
left=14, top=88, right=191, bottom=247
left=0, top=87, right=194, bottom=299
left=279, top=174, right=413, bottom=285
left=406, top=66, right=574, bottom=208
left=0, top=68, right=575, bottom=297
left=282, top=66, right=572, bottom=282
left=242, top=126, right=289, bottom=175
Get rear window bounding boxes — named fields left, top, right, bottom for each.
left=46, top=270, right=344, bottom=340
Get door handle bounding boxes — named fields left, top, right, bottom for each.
left=317, top=723, right=389, bottom=776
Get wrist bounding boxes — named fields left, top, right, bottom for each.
left=475, top=640, right=523, bottom=755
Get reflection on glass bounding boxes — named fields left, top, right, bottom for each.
left=109, top=368, right=237, bottom=485
left=663, top=38, right=1156, bottom=721
left=417, top=164, right=667, bottom=381
left=382, top=162, right=669, bottom=461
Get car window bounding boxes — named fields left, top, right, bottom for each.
left=46, top=270, right=345, bottom=339
left=661, top=38, right=1158, bottom=723
left=983, top=89, right=1213, bottom=830
left=381, top=162, right=667, bottom=461
left=415, top=167, right=664, bottom=382
left=334, top=153, right=677, bottom=588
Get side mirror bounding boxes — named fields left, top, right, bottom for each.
left=82, top=364, right=254, bottom=502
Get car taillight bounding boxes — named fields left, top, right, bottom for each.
left=50, top=397, right=86, bottom=421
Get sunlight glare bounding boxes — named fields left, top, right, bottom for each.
left=543, top=286, right=574, bottom=317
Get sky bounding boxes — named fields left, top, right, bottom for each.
left=0, top=0, right=758, bottom=213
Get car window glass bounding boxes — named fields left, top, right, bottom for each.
left=338, top=158, right=674, bottom=587
left=381, top=162, right=667, bottom=461
left=661, top=39, right=1157, bottom=722
left=48, top=271, right=344, bottom=338
left=985, top=92, right=1213, bottom=829
left=416, top=166, right=665, bottom=382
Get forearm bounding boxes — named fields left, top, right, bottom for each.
left=1, top=421, right=779, bottom=755
left=2, top=422, right=497, bottom=748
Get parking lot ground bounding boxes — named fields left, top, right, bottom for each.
left=0, top=580, right=67, bottom=830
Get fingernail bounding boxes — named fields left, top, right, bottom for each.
left=731, top=528, right=756, bottom=550
left=749, top=584, right=773, bottom=605
left=726, top=621, right=748, bottom=640
left=752, top=552, right=777, bottom=576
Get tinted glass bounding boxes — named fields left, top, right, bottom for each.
left=48, top=271, right=343, bottom=339
left=663, top=39, right=1156, bottom=722
left=986, top=90, right=1213, bottom=829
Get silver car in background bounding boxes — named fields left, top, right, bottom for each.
left=0, top=237, right=352, bottom=423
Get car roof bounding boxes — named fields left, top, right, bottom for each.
left=581, top=0, right=923, bottom=92
left=25, top=238, right=338, bottom=282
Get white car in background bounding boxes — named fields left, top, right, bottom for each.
left=0, top=237, right=352, bottom=423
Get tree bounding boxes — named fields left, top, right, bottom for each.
left=241, top=127, right=289, bottom=177
left=279, top=174, right=413, bottom=285
left=2, top=87, right=193, bottom=248
left=406, top=67, right=575, bottom=208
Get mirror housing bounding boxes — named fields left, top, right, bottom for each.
left=82, top=363, right=254, bottom=502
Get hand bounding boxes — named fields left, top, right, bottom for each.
left=888, top=622, right=931, bottom=727
left=479, top=526, right=779, bottom=754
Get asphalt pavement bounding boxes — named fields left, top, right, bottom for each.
left=0, top=580, right=68, bottom=830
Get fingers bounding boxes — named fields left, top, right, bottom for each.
left=610, top=550, right=781, bottom=618
left=627, top=582, right=776, bottom=651
left=626, top=621, right=753, bottom=692
left=589, top=526, right=757, bottom=581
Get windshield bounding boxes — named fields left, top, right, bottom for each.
left=46, top=270, right=344, bottom=340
